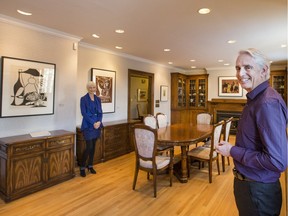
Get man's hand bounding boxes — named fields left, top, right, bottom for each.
left=215, top=141, right=233, bottom=157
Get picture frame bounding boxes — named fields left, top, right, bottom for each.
left=0, top=56, right=56, bottom=118
left=218, top=76, right=243, bottom=97
left=137, top=89, right=147, bottom=102
left=91, top=68, right=116, bottom=113
left=160, top=85, right=168, bottom=101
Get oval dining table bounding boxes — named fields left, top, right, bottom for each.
left=157, top=123, right=213, bottom=183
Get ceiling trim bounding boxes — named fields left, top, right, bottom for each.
left=0, top=14, right=82, bottom=42
left=79, top=42, right=185, bottom=72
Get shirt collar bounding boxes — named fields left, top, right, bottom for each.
left=246, top=81, right=269, bottom=101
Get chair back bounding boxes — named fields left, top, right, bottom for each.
left=144, top=116, right=157, bottom=129
left=133, top=124, right=157, bottom=165
left=197, top=113, right=213, bottom=125
left=210, top=120, right=225, bottom=154
left=224, top=117, right=233, bottom=142
left=136, top=103, right=148, bottom=119
left=156, top=113, right=168, bottom=128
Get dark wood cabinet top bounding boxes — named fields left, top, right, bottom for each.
left=0, top=130, right=74, bottom=145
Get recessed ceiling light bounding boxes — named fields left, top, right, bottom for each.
left=227, top=40, right=236, bottom=44
left=164, top=49, right=170, bottom=52
left=115, top=29, right=125, bottom=34
left=198, top=8, right=211, bottom=15
left=191, top=66, right=196, bottom=69
left=92, top=34, right=100, bottom=38
left=281, top=44, right=287, bottom=48
left=168, top=62, right=173, bottom=64
left=190, top=59, right=195, bottom=62
left=224, top=63, right=230, bottom=66
left=17, top=9, right=32, bottom=16
left=218, top=59, right=224, bottom=62
left=115, top=46, right=123, bottom=49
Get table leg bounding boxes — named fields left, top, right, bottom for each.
left=173, top=145, right=188, bottom=183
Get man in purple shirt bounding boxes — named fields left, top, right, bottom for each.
left=216, top=48, right=287, bottom=215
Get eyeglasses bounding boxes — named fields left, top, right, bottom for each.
left=235, top=65, right=254, bottom=72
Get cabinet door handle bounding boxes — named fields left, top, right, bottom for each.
left=57, top=140, right=65, bottom=144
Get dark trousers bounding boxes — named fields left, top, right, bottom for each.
left=234, top=178, right=282, bottom=216
left=80, top=138, right=97, bottom=169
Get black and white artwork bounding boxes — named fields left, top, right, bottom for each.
left=1, top=57, right=55, bottom=117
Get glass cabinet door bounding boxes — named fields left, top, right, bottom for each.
left=270, top=70, right=287, bottom=104
left=188, top=79, right=196, bottom=107
left=177, top=77, right=186, bottom=107
left=198, top=78, right=206, bottom=108
left=188, top=76, right=208, bottom=109
left=271, top=75, right=285, bottom=100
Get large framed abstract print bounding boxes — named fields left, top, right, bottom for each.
left=0, top=57, right=56, bottom=118
left=91, top=68, right=116, bottom=113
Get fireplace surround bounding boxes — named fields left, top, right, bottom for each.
left=209, top=98, right=247, bottom=134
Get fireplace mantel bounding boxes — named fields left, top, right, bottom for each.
left=210, top=98, right=247, bottom=105
left=208, top=98, right=247, bottom=124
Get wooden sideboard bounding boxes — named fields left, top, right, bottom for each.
left=76, top=120, right=140, bottom=165
left=0, top=130, right=75, bottom=202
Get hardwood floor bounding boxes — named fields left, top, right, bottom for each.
left=0, top=136, right=286, bottom=216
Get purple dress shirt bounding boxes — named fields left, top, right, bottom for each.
left=230, top=81, right=287, bottom=183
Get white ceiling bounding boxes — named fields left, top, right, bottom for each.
left=0, top=0, right=287, bottom=70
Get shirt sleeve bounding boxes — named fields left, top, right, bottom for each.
left=231, top=99, right=287, bottom=172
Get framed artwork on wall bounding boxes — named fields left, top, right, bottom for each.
left=0, top=56, right=56, bottom=118
left=218, top=76, right=243, bottom=97
left=137, top=89, right=147, bottom=102
left=91, top=68, right=116, bottom=113
left=160, top=85, right=168, bottom=101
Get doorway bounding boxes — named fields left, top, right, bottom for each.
left=128, top=69, right=154, bottom=120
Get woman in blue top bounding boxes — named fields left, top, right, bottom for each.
left=80, top=81, right=103, bottom=177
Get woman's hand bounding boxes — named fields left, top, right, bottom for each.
left=93, top=121, right=101, bottom=129
left=215, top=141, right=233, bottom=157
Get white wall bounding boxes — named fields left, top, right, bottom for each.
left=76, top=44, right=174, bottom=126
left=206, top=67, right=247, bottom=100
left=0, top=18, right=79, bottom=137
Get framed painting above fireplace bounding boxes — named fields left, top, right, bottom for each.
left=218, top=76, right=243, bottom=97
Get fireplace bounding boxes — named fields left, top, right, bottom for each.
left=216, top=111, right=241, bottom=134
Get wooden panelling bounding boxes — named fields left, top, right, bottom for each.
left=0, top=130, right=75, bottom=202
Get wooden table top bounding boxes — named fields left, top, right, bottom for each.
left=157, top=123, right=213, bottom=146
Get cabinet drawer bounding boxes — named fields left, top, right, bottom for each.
left=105, top=125, right=127, bottom=135
left=12, top=141, right=45, bottom=156
left=47, top=136, right=73, bottom=148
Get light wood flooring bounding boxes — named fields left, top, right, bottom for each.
left=0, top=136, right=286, bottom=216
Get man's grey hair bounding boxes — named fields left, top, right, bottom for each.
left=238, top=48, right=271, bottom=80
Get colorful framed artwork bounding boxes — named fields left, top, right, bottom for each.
left=0, top=56, right=55, bottom=118
left=137, top=89, right=148, bottom=102
left=218, top=76, right=243, bottom=97
left=91, top=68, right=116, bottom=113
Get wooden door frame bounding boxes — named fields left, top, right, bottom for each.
left=128, top=69, right=154, bottom=120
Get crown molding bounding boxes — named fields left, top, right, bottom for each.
left=0, top=14, right=82, bottom=42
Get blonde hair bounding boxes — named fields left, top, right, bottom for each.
left=86, top=81, right=96, bottom=90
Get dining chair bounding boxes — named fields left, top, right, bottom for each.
left=144, top=115, right=172, bottom=155
left=197, top=112, right=213, bottom=125
left=195, top=112, right=213, bottom=147
left=136, top=103, right=148, bottom=121
left=156, top=112, right=168, bottom=128
left=143, top=115, right=157, bottom=129
left=132, top=124, right=173, bottom=197
left=221, top=117, right=233, bottom=172
left=187, top=120, right=224, bottom=183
